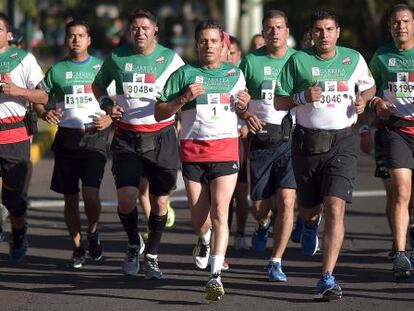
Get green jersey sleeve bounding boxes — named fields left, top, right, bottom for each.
left=368, top=53, right=383, bottom=97
left=159, top=67, right=186, bottom=102
left=274, top=56, right=296, bottom=96
left=94, top=54, right=116, bottom=90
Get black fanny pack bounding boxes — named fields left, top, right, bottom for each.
left=295, top=125, right=352, bottom=155
left=251, top=123, right=283, bottom=148
left=119, top=125, right=172, bottom=154
left=79, top=128, right=110, bottom=152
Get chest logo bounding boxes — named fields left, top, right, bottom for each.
left=93, top=64, right=101, bottom=71
left=10, top=52, right=18, bottom=59
left=311, top=67, right=320, bottom=76
left=342, top=56, right=352, bottom=65
left=156, top=56, right=165, bottom=64
left=388, top=58, right=396, bottom=66
left=65, top=71, right=73, bottom=79
left=264, top=66, right=272, bottom=76
left=195, top=76, right=204, bottom=84
left=125, top=63, right=133, bottom=71
left=227, top=68, right=237, bottom=76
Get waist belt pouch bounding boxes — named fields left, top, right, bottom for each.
left=303, top=130, right=334, bottom=155
left=281, top=113, right=293, bottom=142
left=24, top=108, right=38, bottom=135
left=251, top=124, right=282, bottom=148
left=79, top=128, right=110, bottom=152
left=133, top=132, right=157, bottom=153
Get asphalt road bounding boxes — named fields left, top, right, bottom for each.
left=0, top=148, right=413, bottom=311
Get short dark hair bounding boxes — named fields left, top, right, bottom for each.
left=262, top=10, right=289, bottom=27
left=0, top=13, right=11, bottom=32
left=194, top=20, right=224, bottom=42
left=310, top=10, right=339, bottom=28
left=128, top=9, right=158, bottom=28
left=388, top=4, right=414, bottom=22
left=229, top=35, right=241, bottom=50
left=65, top=20, right=90, bottom=37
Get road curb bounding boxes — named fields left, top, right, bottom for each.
left=30, top=126, right=56, bottom=165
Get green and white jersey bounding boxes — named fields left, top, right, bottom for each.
left=276, top=46, right=374, bottom=130
left=0, top=47, right=44, bottom=144
left=159, top=63, right=246, bottom=162
left=44, top=55, right=104, bottom=130
left=370, top=41, right=414, bottom=125
left=239, top=46, right=295, bottom=124
left=94, top=43, right=184, bottom=132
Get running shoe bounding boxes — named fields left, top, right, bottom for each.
left=193, top=238, right=210, bottom=269
left=205, top=272, right=225, bottom=301
left=121, top=244, right=140, bottom=275
left=68, top=247, right=86, bottom=269
left=393, top=251, right=411, bottom=280
left=251, top=222, right=270, bottom=252
left=142, top=227, right=149, bottom=242
left=409, top=226, right=414, bottom=250
left=165, top=203, right=175, bottom=228
left=267, top=261, right=287, bottom=282
left=291, top=216, right=303, bottom=243
left=300, top=219, right=319, bottom=256
left=87, top=230, right=103, bottom=261
left=234, top=233, right=249, bottom=251
left=143, top=255, right=163, bottom=279
left=313, top=272, right=342, bottom=301
left=138, top=233, right=145, bottom=255
left=9, top=233, right=28, bottom=262
left=0, top=204, right=9, bottom=225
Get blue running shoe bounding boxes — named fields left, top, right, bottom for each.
left=252, top=222, right=270, bottom=252
left=267, top=261, right=287, bottom=282
left=409, top=226, right=414, bottom=250
left=313, top=272, right=342, bottom=301
left=393, top=251, right=411, bottom=280
left=291, top=216, right=303, bottom=243
left=300, top=220, right=319, bottom=256
left=9, top=236, right=28, bottom=262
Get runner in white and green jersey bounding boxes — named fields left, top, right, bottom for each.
left=369, top=4, right=414, bottom=280
left=36, top=20, right=112, bottom=269
left=156, top=20, right=250, bottom=302
left=0, top=13, right=48, bottom=263
left=239, top=9, right=296, bottom=282
left=92, top=9, right=184, bottom=280
left=275, top=10, right=375, bottom=301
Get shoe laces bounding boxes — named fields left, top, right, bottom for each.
left=126, top=246, right=139, bottom=262
left=146, top=257, right=160, bottom=271
left=321, top=272, right=335, bottom=285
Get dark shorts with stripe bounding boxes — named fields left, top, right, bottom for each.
left=182, top=161, right=239, bottom=184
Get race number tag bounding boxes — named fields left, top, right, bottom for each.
left=313, top=92, right=343, bottom=109
left=261, top=80, right=276, bottom=105
left=388, top=82, right=414, bottom=98
left=123, top=73, right=156, bottom=99
left=64, top=85, right=94, bottom=109
left=196, top=93, right=233, bottom=122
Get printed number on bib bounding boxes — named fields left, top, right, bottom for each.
left=64, top=94, right=94, bottom=109
left=389, top=82, right=414, bottom=98
left=313, top=92, right=342, bottom=109
left=261, top=80, right=276, bottom=105
left=196, top=93, right=233, bottom=122
left=123, top=82, right=155, bottom=99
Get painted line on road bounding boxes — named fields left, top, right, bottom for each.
left=29, top=190, right=386, bottom=208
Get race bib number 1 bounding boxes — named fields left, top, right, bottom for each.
left=196, top=93, right=233, bottom=122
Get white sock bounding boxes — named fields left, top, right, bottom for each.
left=210, top=254, right=224, bottom=275
left=201, top=228, right=212, bottom=245
left=269, top=257, right=281, bottom=264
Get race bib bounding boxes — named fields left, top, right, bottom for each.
left=388, top=81, right=414, bottom=98
left=122, top=73, right=156, bottom=99
left=195, top=93, right=233, bottom=122
left=313, top=92, right=343, bottom=109
left=261, top=80, right=276, bottom=105
left=64, top=94, right=95, bottom=109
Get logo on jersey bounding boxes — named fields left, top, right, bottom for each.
left=341, top=56, right=352, bottom=65
left=10, top=52, right=18, bottom=59
left=397, top=72, right=409, bottom=82
left=195, top=76, right=204, bottom=84
left=125, top=63, right=133, bottom=71
left=264, top=66, right=272, bottom=76
left=227, top=68, right=237, bottom=76
left=311, top=67, right=320, bottom=76
left=93, top=64, right=101, bottom=71
left=388, top=58, right=396, bottom=66
left=156, top=56, right=165, bottom=64
left=65, top=72, right=73, bottom=79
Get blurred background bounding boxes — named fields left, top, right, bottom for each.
left=0, top=0, right=411, bottom=69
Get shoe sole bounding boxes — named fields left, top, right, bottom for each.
left=205, top=284, right=225, bottom=301
left=122, top=264, right=139, bottom=276
left=313, top=289, right=342, bottom=301
left=268, top=276, right=287, bottom=282
left=144, top=273, right=163, bottom=280
left=89, top=254, right=103, bottom=261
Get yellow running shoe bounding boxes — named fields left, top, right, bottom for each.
left=205, top=272, right=224, bottom=301
left=165, top=203, right=175, bottom=228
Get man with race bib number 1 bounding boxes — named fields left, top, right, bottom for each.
left=92, top=9, right=184, bottom=280
left=275, top=10, right=375, bottom=301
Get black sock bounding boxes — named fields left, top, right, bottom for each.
left=12, top=225, right=27, bottom=247
left=118, top=207, right=139, bottom=246
left=146, top=212, right=167, bottom=255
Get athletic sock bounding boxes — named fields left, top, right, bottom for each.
left=118, top=206, right=139, bottom=246
left=146, top=212, right=167, bottom=255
